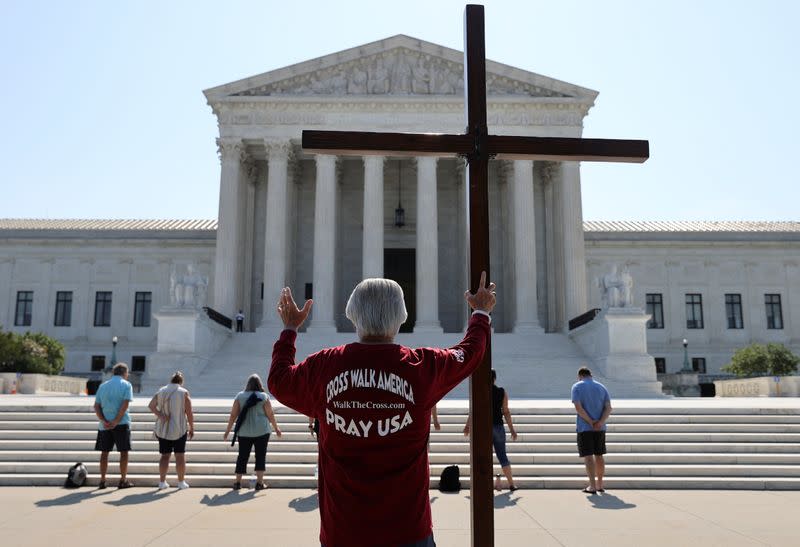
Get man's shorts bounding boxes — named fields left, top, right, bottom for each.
left=157, top=433, right=188, bottom=455
left=95, top=424, right=132, bottom=452
left=577, top=431, right=606, bottom=457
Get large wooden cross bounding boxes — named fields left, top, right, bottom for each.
left=302, top=4, right=648, bottom=545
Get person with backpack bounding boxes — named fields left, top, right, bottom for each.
left=148, top=371, right=194, bottom=490
left=463, top=369, right=518, bottom=492
left=269, top=273, right=495, bottom=547
left=223, top=374, right=282, bottom=490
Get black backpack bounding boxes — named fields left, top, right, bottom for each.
left=438, top=465, right=461, bottom=492
left=64, top=462, right=87, bottom=488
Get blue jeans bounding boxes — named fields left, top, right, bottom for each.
left=492, top=424, right=510, bottom=467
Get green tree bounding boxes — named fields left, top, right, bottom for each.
left=0, top=329, right=65, bottom=375
left=722, top=343, right=800, bottom=378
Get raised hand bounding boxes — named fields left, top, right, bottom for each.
left=276, top=287, right=313, bottom=331
left=464, top=271, right=496, bottom=314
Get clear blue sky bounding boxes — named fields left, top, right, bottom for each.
left=1, top=0, right=797, bottom=221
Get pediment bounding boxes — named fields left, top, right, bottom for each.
left=204, top=35, right=597, bottom=102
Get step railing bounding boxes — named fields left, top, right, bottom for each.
left=202, top=306, right=233, bottom=330
left=568, top=308, right=601, bottom=330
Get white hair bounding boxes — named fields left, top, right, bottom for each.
left=345, top=278, right=408, bottom=338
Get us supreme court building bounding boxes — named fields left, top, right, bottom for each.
left=1, top=36, right=798, bottom=394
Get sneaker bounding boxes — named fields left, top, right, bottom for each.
left=117, top=479, right=134, bottom=489
left=177, top=481, right=190, bottom=490
left=158, top=481, right=170, bottom=490
left=97, top=480, right=106, bottom=490
left=255, top=482, right=268, bottom=491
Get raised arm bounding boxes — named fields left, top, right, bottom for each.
left=268, top=287, right=317, bottom=417
left=424, top=272, right=495, bottom=405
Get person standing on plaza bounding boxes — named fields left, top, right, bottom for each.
left=235, top=309, right=245, bottom=332
left=148, top=371, right=195, bottom=490
left=93, top=362, right=135, bottom=489
left=269, top=273, right=495, bottom=547
left=571, top=366, right=612, bottom=494
left=463, top=369, right=518, bottom=491
left=223, top=374, right=282, bottom=490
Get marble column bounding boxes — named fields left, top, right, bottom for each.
left=362, top=156, right=385, bottom=279
left=543, top=162, right=564, bottom=332
left=213, top=137, right=244, bottom=318
left=241, top=161, right=258, bottom=331
left=511, top=160, right=542, bottom=333
left=559, top=161, right=588, bottom=329
left=260, top=138, right=293, bottom=328
left=415, top=156, right=442, bottom=332
left=307, top=154, right=338, bottom=332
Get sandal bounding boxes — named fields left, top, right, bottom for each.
left=232, top=481, right=241, bottom=490
left=117, top=480, right=134, bottom=489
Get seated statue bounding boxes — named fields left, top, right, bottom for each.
left=170, top=264, right=209, bottom=309
left=597, top=264, right=634, bottom=308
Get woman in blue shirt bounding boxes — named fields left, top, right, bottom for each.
left=223, top=374, right=282, bottom=490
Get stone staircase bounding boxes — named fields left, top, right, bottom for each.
left=146, top=327, right=661, bottom=398
left=1, top=398, right=799, bottom=489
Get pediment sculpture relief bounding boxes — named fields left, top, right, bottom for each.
left=233, top=49, right=569, bottom=98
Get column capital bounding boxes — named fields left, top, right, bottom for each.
left=243, top=157, right=260, bottom=185
left=216, top=137, right=244, bottom=163
left=540, top=160, right=559, bottom=184
left=263, top=138, right=293, bottom=162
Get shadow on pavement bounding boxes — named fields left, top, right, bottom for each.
left=105, top=489, right=177, bottom=506
left=35, top=488, right=114, bottom=507
left=587, top=492, right=637, bottom=510
left=493, top=492, right=519, bottom=508
left=201, top=490, right=257, bottom=506
left=289, top=492, right=319, bottom=512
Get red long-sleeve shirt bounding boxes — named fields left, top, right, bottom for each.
left=268, top=313, right=490, bottom=547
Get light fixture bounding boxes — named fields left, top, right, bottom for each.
left=394, top=159, right=405, bottom=228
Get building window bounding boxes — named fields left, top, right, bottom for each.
left=131, top=355, right=146, bottom=372
left=725, top=293, right=743, bottom=329
left=685, top=293, right=704, bottom=329
left=14, top=291, right=33, bottom=326
left=94, top=291, right=112, bottom=327
left=133, top=292, right=152, bottom=327
left=692, top=357, right=706, bottom=374
left=765, top=294, right=783, bottom=330
left=91, top=355, right=106, bottom=371
left=54, top=291, right=73, bottom=327
left=646, top=293, right=664, bottom=329
left=654, top=357, right=666, bottom=374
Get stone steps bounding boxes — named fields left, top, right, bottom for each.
left=1, top=398, right=799, bottom=489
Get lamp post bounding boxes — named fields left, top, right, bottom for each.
left=681, top=338, right=693, bottom=372
left=111, top=336, right=118, bottom=367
